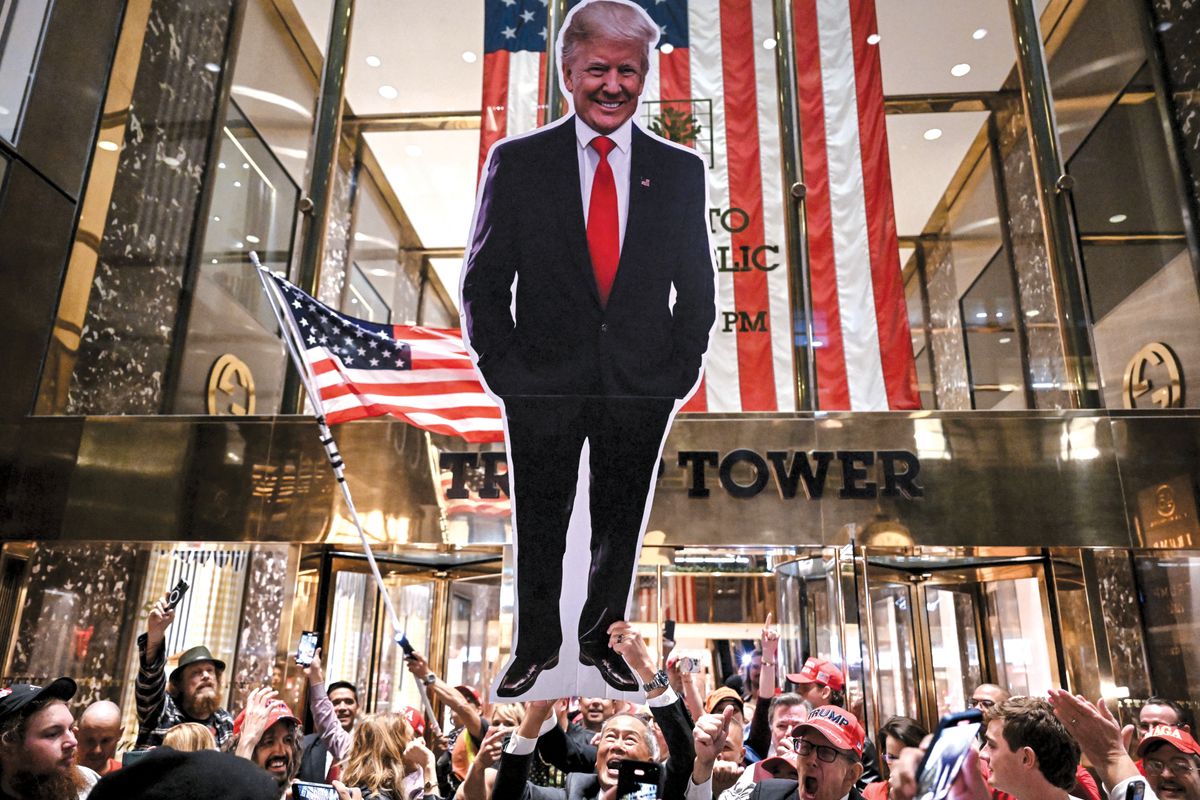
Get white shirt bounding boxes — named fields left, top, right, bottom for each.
left=575, top=115, right=635, bottom=253
left=505, top=687, right=680, bottom=755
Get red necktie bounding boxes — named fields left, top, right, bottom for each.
left=587, top=136, right=619, bottom=307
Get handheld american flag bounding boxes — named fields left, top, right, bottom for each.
left=262, top=271, right=504, bottom=442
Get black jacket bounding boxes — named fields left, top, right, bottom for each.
left=492, top=698, right=696, bottom=800
left=462, top=118, right=716, bottom=402
left=750, top=780, right=867, bottom=800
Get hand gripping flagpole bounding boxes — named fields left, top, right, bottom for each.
left=251, top=253, right=412, bottom=655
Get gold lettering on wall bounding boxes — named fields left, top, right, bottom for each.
left=206, top=354, right=256, bottom=416
left=1123, top=342, right=1183, bottom=409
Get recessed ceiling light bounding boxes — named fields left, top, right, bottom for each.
left=235, top=241, right=244, bottom=249
left=212, top=215, right=221, bottom=222
left=204, top=62, right=221, bottom=73
left=972, top=28, right=988, bottom=40
left=951, top=63, right=971, bottom=77
left=218, top=162, right=226, bottom=169
left=923, top=128, right=943, bottom=141
left=211, top=258, right=219, bottom=264
left=246, top=234, right=261, bottom=243
left=242, top=162, right=250, bottom=169
left=351, top=298, right=358, bottom=304
left=405, top=144, right=423, bottom=157
left=369, top=268, right=390, bottom=277
left=97, top=140, right=119, bottom=152
left=461, top=51, right=478, bottom=64
left=996, top=311, right=1004, bottom=319
left=975, top=311, right=988, bottom=319
left=762, top=38, right=777, bottom=50
left=1108, top=213, right=1128, bottom=223
left=660, top=43, right=675, bottom=54
left=867, top=33, right=881, bottom=45
left=365, top=55, right=382, bottom=67
left=999, top=337, right=1012, bottom=344
left=233, top=180, right=242, bottom=188
left=378, top=85, right=398, bottom=100
left=1026, top=309, right=1040, bottom=318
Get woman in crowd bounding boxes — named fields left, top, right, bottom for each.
left=865, top=716, right=928, bottom=800
left=162, top=721, right=217, bottom=752
left=342, top=712, right=440, bottom=800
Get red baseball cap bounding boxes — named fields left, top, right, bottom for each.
left=792, top=705, right=865, bottom=758
left=753, top=752, right=799, bottom=782
left=1138, top=725, right=1200, bottom=758
left=403, top=706, right=426, bottom=736
left=786, top=657, right=845, bottom=692
left=233, top=699, right=300, bottom=736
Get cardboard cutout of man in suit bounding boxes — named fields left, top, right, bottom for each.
left=461, top=0, right=716, bottom=699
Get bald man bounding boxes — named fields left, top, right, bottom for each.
left=75, top=700, right=124, bottom=776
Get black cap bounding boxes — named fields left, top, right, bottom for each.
left=168, top=646, right=226, bottom=686
left=89, top=749, right=279, bottom=800
left=0, top=677, right=77, bottom=724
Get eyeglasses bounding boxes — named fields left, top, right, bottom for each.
left=793, top=738, right=844, bottom=763
left=1144, top=758, right=1198, bottom=777
left=968, top=699, right=996, bottom=710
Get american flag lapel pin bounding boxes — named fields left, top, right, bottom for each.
left=640, top=177, right=651, bottom=188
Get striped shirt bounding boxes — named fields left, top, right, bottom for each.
left=134, top=632, right=234, bottom=749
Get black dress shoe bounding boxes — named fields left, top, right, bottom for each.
left=578, top=643, right=639, bottom=691
left=496, top=653, right=559, bottom=697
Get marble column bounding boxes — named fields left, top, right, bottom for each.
left=1150, top=0, right=1200, bottom=215
left=317, top=163, right=354, bottom=307
left=925, top=240, right=971, bottom=410
left=67, top=0, right=237, bottom=414
left=229, top=544, right=293, bottom=711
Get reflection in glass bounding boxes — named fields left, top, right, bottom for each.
left=870, top=584, right=919, bottom=722
left=0, top=0, right=53, bottom=142
left=925, top=588, right=982, bottom=718
left=984, top=577, right=1055, bottom=697
left=349, top=264, right=391, bottom=323
left=962, top=251, right=1025, bottom=409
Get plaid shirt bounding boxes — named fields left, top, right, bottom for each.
left=135, top=632, right=234, bottom=749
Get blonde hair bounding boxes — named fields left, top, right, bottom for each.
left=162, top=722, right=216, bottom=752
left=490, top=703, right=526, bottom=727
left=342, top=713, right=415, bottom=796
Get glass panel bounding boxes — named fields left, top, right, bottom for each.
left=325, top=570, right=379, bottom=703
left=962, top=251, right=1025, bottom=408
left=374, top=578, right=433, bottom=714
left=984, top=576, right=1056, bottom=696
left=0, top=0, right=53, bottom=142
left=446, top=575, right=502, bottom=698
left=172, top=101, right=299, bottom=414
left=348, top=263, right=391, bottom=323
left=869, top=584, right=919, bottom=723
left=925, top=587, right=982, bottom=718
left=1131, top=553, right=1200, bottom=711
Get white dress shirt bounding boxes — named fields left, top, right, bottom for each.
left=505, top=687, right=680, bottom=755
left=575, top=115, right=635, bottom=254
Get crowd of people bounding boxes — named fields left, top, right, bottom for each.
left=0, top=597, right=1191, bottom=800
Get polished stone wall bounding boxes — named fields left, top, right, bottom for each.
left=317, top=163, right=354, bottom=307
left=1151, top=0, right=1200, bottom=215
left=925, top=240, right=971, bottom=410
left=229, top=544, right=291, bottom=710
left=67, top=0, right=237, bottom=414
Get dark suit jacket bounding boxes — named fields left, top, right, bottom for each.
left=493, top=698, right=696, bottom=800
left=749, top=779, right=867, bottom=800
left=462, top=117, right=715, bottom=402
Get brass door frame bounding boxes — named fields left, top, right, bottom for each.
left=857, top=550, right=1060, bottom=732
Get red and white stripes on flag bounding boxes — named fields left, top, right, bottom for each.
left=662, top=574, right=698, bottom=623
left=794, top=0, right=919, bottom=409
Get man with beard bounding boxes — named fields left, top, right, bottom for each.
left=1138, top=726, right=1200, bottom=800
left=492, top=621, right=696, bottom=800
left=0, top=677, right=100, bottom=800
left=73, top=700, right=123, bottom=777
left=135, top=591, right=234, bottom=748
left=232, top=688, right=302, bottom=795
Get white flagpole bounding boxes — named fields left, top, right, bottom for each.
left=251, top=253, right=410, bottom=652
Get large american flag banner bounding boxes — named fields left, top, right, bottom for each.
left=479, top=0, right=917, bottom=411
left=265, top=273, right=505, bottom=442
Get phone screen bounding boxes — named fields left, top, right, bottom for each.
left=293, top=781, right=339, bottom=800
left=618, top=760, right=660, bottom=800
left=916, top=712, right=983, bottom=800
left=295, top=631, right=319, bottom=666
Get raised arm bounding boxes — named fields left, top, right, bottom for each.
left=304, top=649, right=352, bottom=761
left=135, top=594, right=175, bottom=741
left=405, top=651, right=485, bottom=741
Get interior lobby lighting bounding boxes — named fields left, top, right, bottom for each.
left=365, top=55, right=382, bottom=67
left=1109, top=213, right=1128, bottom=223
left=951, top=63, right=971, bottom=77
left=660, top=43, right=674, bottom=54
left=999, top=337, right=1012, bottom=344
left=218, top=162, right=226, bottom=169
left=242, top=162, right=250, bottom=169
left=378, top=85, right=399, bottom=100
left=212, top=215, right=221, bottom=222
left=923, top=128, right=943, bottom=141
left=235, top=241, right=244, bottom=249
left=866, top=33, right=880, bottom=45
left=762, top=38, right=777, bottom=50
left=461, top=51, right=478, bottom=63
left=233, top=180, right=242, bottom=188
left=97, top=140, right=119, bottom=152
left=975, top=311, right=987, bottom=319
left=204, top=62, right=221, bottom=73
left=246, top=234, right=261, bottom=244
left=1026, top=309, right=1040, bottom=318
left=973, top=28, right=988, bottom=40
left=211, top=258, right=219, bottom=264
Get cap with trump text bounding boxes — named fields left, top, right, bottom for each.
left=793, top=705, right=865, bottom=758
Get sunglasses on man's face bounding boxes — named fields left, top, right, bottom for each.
left=968, top=698, right=996, bottom=710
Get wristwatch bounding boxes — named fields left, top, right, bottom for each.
left=422, top=672, right=438, bottom=686
left=642, top=669, right=669, bottom=693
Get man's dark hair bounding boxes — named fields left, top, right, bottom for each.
left=989, top=697, right=1079, bottom=790
left=327, top=681, right=358, bottom=700
left=1145, top=696, right=1193, bottom=729
left=768, top=692, right=806, bottom=723
left=879, top=716, right=928, bottom=750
